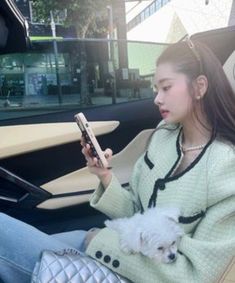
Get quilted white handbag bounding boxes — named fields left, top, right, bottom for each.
left=31, top=249, right=131, bottom=283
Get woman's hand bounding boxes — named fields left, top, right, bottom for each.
left=81, top=137, right=113, bottom=188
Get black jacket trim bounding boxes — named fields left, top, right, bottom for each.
left=167, top=131, right=214, bottom=181
left=148, top=128, right=215, bottom=208
left=165, top=128, right=182, bottom=178
left=148, top=130, right=182, bottom=208
left=144, top=151, right=154, bottom=169
left=179, top=210, right=205, bottom=224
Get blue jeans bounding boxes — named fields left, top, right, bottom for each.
left=0, top=213, right=87, bottom=283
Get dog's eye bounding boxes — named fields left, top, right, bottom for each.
left=171, top=241, right=176, bottom=245
left=157, top=247, right=163, bottom=250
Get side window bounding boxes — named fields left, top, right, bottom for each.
left=0, top=39, right=168, bottom=121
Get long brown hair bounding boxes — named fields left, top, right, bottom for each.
left=156, top=40, right=235, bottom=145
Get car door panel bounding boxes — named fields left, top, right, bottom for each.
left=0, top=120, right=120, bottom=159
left=0, top=99, right=160, bottom=186
left=0, top=99, right=160, bottom=232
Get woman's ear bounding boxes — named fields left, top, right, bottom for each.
left=194, top=75, right=208, bottom=100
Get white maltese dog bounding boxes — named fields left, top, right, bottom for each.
left=105, top=207, right=184, bottom=264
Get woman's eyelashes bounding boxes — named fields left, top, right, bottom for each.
left=162, top=85, right=171, bottom=92
left=153, top=83, right=171, bottom=95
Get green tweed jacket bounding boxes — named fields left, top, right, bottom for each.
left=86, top=124, right=235, bottom=283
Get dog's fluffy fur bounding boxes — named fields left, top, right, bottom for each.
left=105, top=207, right=184, bottom=264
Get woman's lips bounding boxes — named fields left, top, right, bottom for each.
left=160, top=110, right=169, bottom=118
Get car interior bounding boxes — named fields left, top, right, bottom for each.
left=1, top=0, right=235, bottom=282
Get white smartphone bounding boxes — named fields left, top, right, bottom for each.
left=74, top=112, right=108, bottom=168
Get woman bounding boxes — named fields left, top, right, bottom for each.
left=0, top=39, right=235, bottom=283
left=83, top=39, right=235, bottom=283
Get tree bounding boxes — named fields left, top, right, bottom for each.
left=31, top=0, right=112, bottom=105
left=31, top=0, right=110, bottom=38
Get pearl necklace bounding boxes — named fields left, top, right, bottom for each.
left=180, top=143, right=206, bottom=152
left=179, top=134, right=207, bottom=152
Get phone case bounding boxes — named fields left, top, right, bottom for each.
left=74, top=112, right=108, bottom=168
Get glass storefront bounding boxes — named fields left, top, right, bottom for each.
left=0, top=39, right=168, bottom=120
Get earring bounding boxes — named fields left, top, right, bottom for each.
left=196, top=96, right=201, bottom=100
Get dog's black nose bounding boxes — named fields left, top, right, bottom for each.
left=168, top=253, right=176, bottom=261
